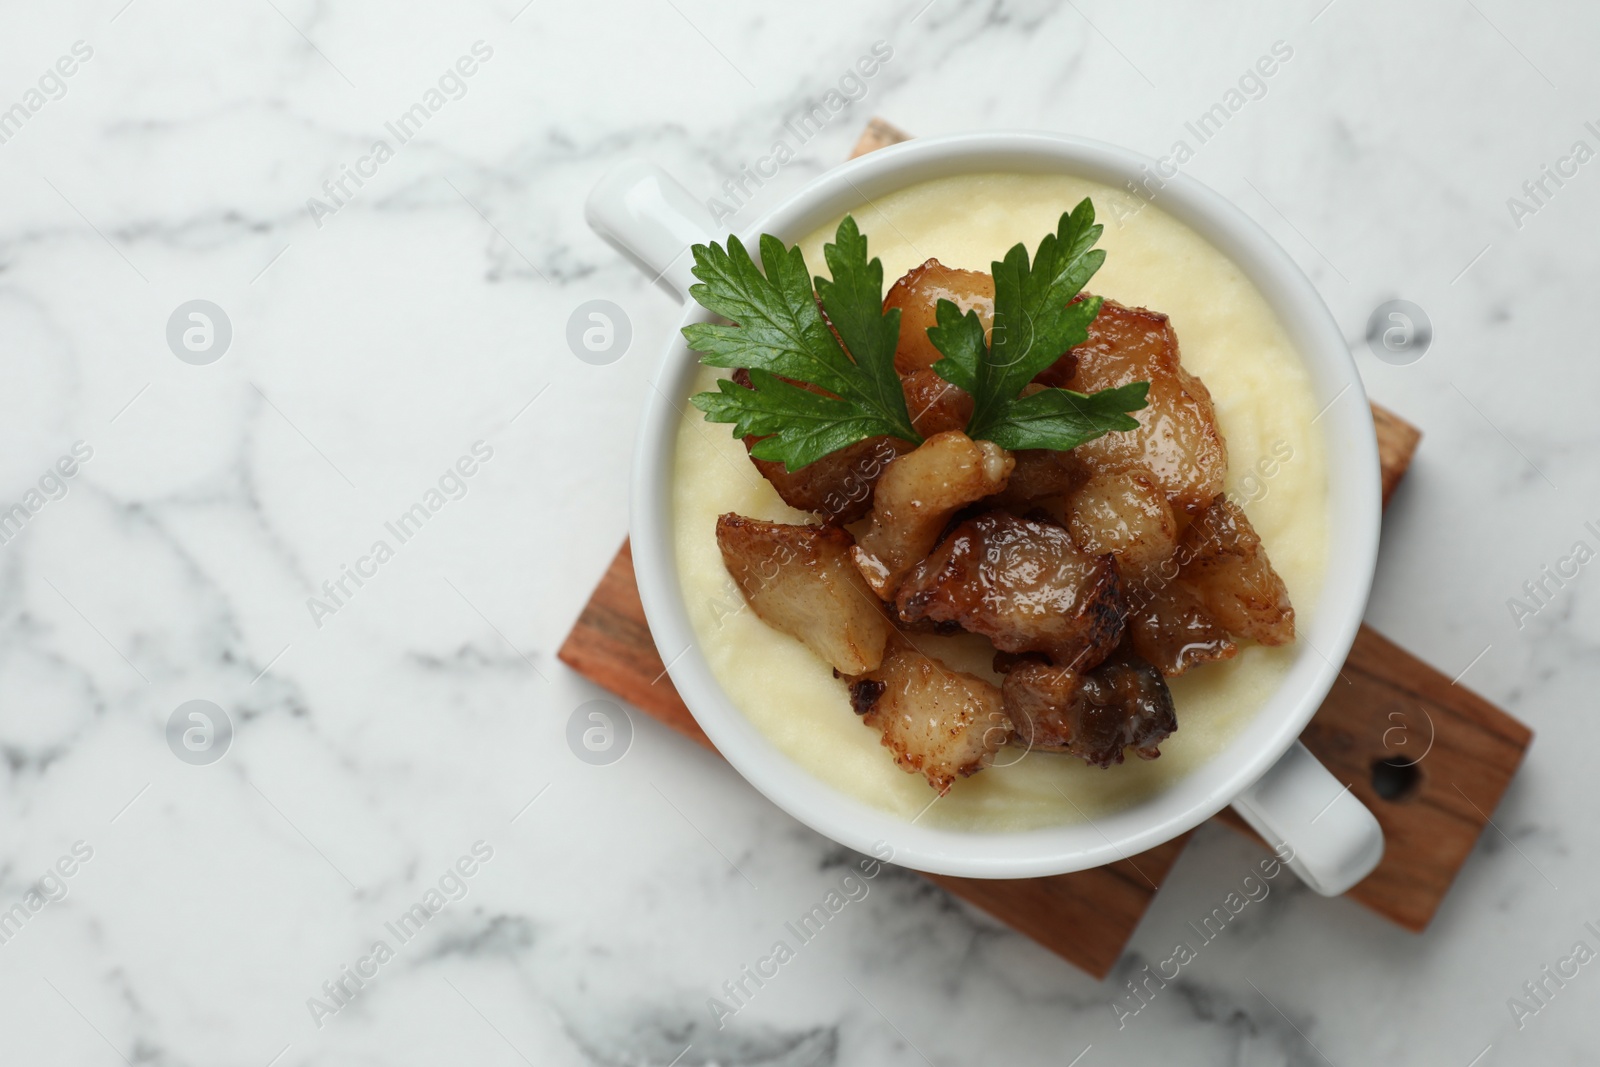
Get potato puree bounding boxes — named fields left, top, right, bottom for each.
left=672, top=172, right=1328, bottom=831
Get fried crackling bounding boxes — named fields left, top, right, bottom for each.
left=900, top=367, right=975, bottom=438
left=1123, top=578, right=1238, bottom=677
left=981, top=449, right=1089, bottom=511
left=1065, top=300, right=1228, bottom=516
left=846, top=638, right=1010, bottom=793
left=728, top=369, right=910, bottom=523
left=1064, top=467, right=1180, bottom=579
left=882, top=259, right=995, bottom=374
left=1001, top=649, right=1177, bottom=768
left=716, top=514, right=889, bottom=675
left=747, top=437, right=910, bottom=523
left=896, top=511, right=1125, bottom=671
left=850, top=431, right=1014, bottom=599
left=1179, top=496, right=1295, bottom=645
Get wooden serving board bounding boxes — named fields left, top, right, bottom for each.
left=559, top=119, right=1530, bottom=977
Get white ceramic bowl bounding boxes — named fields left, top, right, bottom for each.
left=588, top=131, right=1384, bottom=894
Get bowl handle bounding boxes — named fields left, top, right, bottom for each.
left=1230, top=740, right=1384, bottom=896
left=585, top=160, right=717, bottom=302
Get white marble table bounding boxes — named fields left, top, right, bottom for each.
left=0, top=0, right=1593, bottom=1063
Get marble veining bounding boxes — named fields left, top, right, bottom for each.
left=0, top=0, right=1595, bottom=1063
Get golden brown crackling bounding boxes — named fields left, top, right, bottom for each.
left=1123, top=575, right=1238, bottom=677
left=846, top=637, right=1010, bottom=793
left=850, top=431, right=1014, bottom=599
left=729, top=368, right=911, bottom=522
left=1063, top=467, right=1180, bottom=580
left=1066, top=299, right=1228, bottom=517
left=883, top=259, right=995, bottom=375
left=900, top=367, right=974, bottom=439
left=1178, top=496, right=1295, bottom=645
left=716, top=514, right=890, bottom=674
left=896, top=511, right=1126, bottom=672
left=1001, top=648, right=1177, bottom=767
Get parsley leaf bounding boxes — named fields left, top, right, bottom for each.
left=685, top=217, right=921, bottom=471
left=930, top=198, right=1147, bottom=450
left=984, top=380, right=1150, bottom=451
left=687, top=199, right=1147, bottom=469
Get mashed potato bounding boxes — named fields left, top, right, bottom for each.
left=672, top=172, right=1328, bottom=832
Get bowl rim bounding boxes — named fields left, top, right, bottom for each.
left=629, top=130, right=1380, bottom=878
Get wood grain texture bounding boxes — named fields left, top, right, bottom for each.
left=557, top=118, right=1530, bottom=976
left=1213, top=626, right=1532, bottom=931
left=1372, top=401, right=1423, bottom=507
left=558, top=541, right=714, bottom=752
left=848, top=117, right=912, bottom=158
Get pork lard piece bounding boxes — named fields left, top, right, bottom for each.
left=847, top=639, right=1010, bottom=793
left=1179, top=496, right=1295, bottom=645
left=982, top=449, right=1089, bottom=511
left=851, top=431, right=1014, bottom=599
left=882, top=259, right=995, bottom=374
left=896, top=512, right=1126, bottom=671
left=744, top=436, right=909, bottom=523
left=1001, top=651, right=1177, bottom=768
left=1066, top=300, right=1228, bottom=516
left=730, top=369, right=910, bottom=522
left=900, top=367, right=974, bottom=438
left=716, top=515, right=889, bottom=674
left=1123, top=578, right=1237, bottom=677
left=1064, top=467, right=1180, bottom=579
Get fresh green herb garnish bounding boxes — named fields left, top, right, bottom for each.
left=685, top=200, right=1147, bottom=471
left=927, top=199, right=1148, bottom=451
left=685, top=217, right=918, bottom=472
